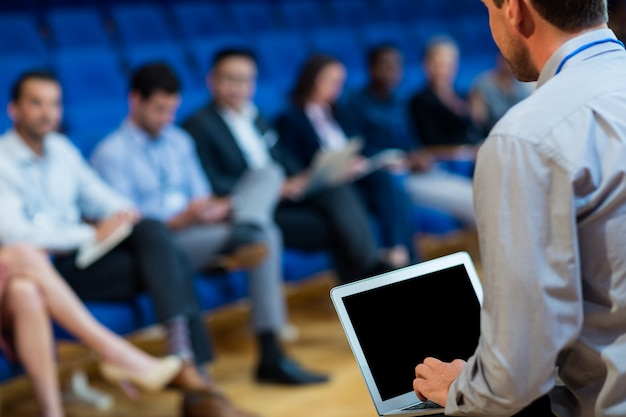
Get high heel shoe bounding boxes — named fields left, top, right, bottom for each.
left=99, top=355, right=182, bottom=397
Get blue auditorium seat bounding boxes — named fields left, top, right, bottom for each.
left=375, top=0, right=418, bottom=24
left=253, top=31, right=309, bottom=89
left=283, top=250, right=333, bottom=283
left=309, top=27, right=365, bottom=75
left=410, top=0, right=449, bottom=21
left=398, top=63, right=427, bottom=99
left=109, top=4, right=176, bottom=46
left=53, top=48, right=127, bottom=156
left=413, top=205, right=463, bottom=235
left=189, top=35, right=250, bottom=75
left=46, top=7, right=112, bottom=50
left=53, top=301, right=140, bottom=341
left=449, top=16, right=498, bottom=58
left=122, top=42, right=204, bottom=93
left=177, top=90, right=210, bottom=123
left=63, top=100, right=127, bottom=158
left=408, top=18, right=452, bottom=57
left=52, top=48, right=126, bottom=106
left=278, top=0, right=328, bottom=31
left=328, top=0, right=382, bottom=28
left=0, top=353, right=19, bottom=383
left=0, top=13, right=48, bottom=60
left=255, top=80, right=288, bottom=123
left=360, top=23, right=418, bottom=65
left=228, top=2, right=283, bottom=35
left=171, top=2, right=233, bottom=42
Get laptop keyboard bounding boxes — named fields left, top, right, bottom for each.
left=402, top=400, right=442, bottom=410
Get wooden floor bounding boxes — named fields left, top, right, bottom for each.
left=1, top=231, right=480, bottom=417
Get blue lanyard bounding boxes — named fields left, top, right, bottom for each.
left=555, top=38, right=625, bottom=75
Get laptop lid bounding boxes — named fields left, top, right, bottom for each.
left=330, top=252, right=483, bottom=416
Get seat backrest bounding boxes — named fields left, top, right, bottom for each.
left=253, top=31, right=309, bottom=88
left=122, top=42, right=204, bottom=92
left=0, top=13, right=48, bottom=59
left=46, top=7, right=111, bottom=50
left=53, top=48, right=127, bottom=106
left=172, top=2, right=233, bottom=41
left=309, top=28, right=365, bottom=75
left=109, top=4, right=175, bottom=46
left=360, top=22, right=419, bottom=65
left=228, top=2, right=283, bottom=35
left=279, top=0, right=328, bottom=30
left=328, top=0, right=380, bottom=27
left=63, top=99, right=128, bottom=158
left=189, top=35, right=251, bottom=75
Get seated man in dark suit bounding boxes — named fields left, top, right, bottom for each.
left=182, top=48, right=393, bottom=283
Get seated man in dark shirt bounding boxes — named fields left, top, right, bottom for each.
left=182, top=49, right=395, bottom=283
left=343, top=44, right=476, bottom=228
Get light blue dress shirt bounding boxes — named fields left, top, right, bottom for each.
left=0, top=129, right=133, bottom=251
left=446, top=29, right=626, bottom=417
left=91, top=119, right=212, bottom=222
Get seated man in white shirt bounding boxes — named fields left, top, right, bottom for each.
left=0, top=70, right=257, bottom=417
left=91, top=63, right=328, bottom=386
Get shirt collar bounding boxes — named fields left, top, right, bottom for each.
left=537, top=28, right=623, bottom=88
left=218, top=101, right=258, bottom=122
left=305, top=103, right=333, bottom=119
left=5, top=128, right=52, bottom=165
left=124, top=118, right=163, bottom=148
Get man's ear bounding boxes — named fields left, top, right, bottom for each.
left=128, top=91, right=142, bottom=109
left=7, top=102, right=16, bottom=122
left=507, top=0, right=535, bottom=39
left=206, top=71, right=215, bottom=91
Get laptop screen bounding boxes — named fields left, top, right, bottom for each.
left=342, top=264, right=481, bottom=401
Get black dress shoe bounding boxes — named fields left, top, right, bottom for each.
left=256, top=358, right=329, bottom=385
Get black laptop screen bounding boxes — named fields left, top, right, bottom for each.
left=342, top=264, right=481, bottom=401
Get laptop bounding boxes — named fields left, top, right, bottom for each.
left=330, top=251, right=483, bottom=416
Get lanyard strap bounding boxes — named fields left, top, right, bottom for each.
left=555, top=38, right=625, bottom=75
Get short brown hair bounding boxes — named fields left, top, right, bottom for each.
left=492, top=0, right=608, bottom=32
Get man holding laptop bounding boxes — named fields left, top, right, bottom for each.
left=181, top=48, right=394, bottom=284
left=412, top=0, right=626, bottom=416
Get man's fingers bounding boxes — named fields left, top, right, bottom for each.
left=423, top=357, right=444, bottom=368
left=413, top=378, right=428, bottom=402
left=415, top=363, right=431, bottom=379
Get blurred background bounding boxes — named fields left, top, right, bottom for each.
left=0, top=0, right=500, bottom=157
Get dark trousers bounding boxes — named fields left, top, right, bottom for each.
left=54, top=218, right=213, bottom=364
left=275, top=184, right=382, bottom=283
left=355, top=170, right=419, bottom=262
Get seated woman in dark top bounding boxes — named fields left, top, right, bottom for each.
left=409, top=36, right=484, bottom=153
left=275, top=54, right=419, bottom=268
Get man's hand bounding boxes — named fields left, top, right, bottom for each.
left=281, top=174, right=310, bottom=201
left=344, top=156, right=371, bottom=181
left=413, top=357, right=466, bottom=406
left=199, top=197, right=232, bottom=224
left=407, top=150, right=436, bottom=173
left=94, top=211, right=140, bottom=242
left=168, top=197, right=231, bottom=230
